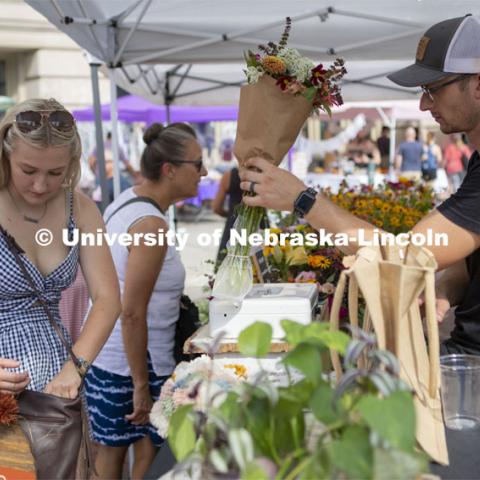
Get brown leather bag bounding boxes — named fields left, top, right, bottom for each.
left=6, top=233, right=94, bottom=480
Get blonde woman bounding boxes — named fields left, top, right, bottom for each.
left=0, top=98, right=120, bottom=399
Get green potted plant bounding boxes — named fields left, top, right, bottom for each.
left=163, top=321, right=429, bottom=479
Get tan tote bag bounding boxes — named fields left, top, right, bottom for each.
left=330, top=244, right=448, bottom=465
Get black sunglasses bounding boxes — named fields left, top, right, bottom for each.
left=14, top=110, right=75, bottom=134
left=172, top=159, right=203, bottom=172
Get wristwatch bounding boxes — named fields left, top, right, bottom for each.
left=293, top=187, right=317, bottom=217
left=75, top=357, right=91, bottom=378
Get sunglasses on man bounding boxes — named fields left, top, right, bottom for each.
left=14, top=110, right=75, bottom=134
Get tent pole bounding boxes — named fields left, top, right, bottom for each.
left=89, top=60, right=108, bottom=213
left=165, top=72, right=176, bottom=233
left=388, top=115, right=397, bottom=180
left=109, top=69, right=121, bottom=199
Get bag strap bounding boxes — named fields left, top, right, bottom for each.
left=424, top=268, right=440, bottom=398
left=329, top=269, right=349, bottom=382
left=105, top=196, right=164, bottom=224
left=5, top=236, right=84, bottom=376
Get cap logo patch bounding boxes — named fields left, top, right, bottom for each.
left=416, top=36, right=430, bottom=61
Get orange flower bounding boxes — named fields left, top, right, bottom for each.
left=262, top=55, right=287, bottom=74
left=308, top=255, right=332, bottom=269
left=0, top=393, right=18, bottom=425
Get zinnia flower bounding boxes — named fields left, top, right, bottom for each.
left=261, top=55, right=287, bottom=75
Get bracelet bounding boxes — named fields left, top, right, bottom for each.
left=73, top=357, right=91, bottom=378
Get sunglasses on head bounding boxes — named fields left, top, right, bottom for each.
left=14, top=110, right=75, bottom=134
left=172, top=159, right=204, bottom=172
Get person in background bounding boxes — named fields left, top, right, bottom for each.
left=345, top=129, right=381, bottom=169
left=59, top=269, right=90, bottom=343
left=212, top=166, right=243, bottom=266
left=376, top=125, right=391, bottom=172
left=395, top=126, right=423, bottom=180
left=85, top=122, right=207, bottom=479
left=421, top=131, right=442, bottom=182
left=88, top=131, right=137, bottom=181
left=444, top=133, right=471, bottom=192
left=0, top=98, right=120, bottom=402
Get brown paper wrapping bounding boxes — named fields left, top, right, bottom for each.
left=234, top=75, right=313, bottom=167
left=330, top=245, right=448, bottom=466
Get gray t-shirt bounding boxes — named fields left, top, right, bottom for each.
left=398, top=141, right=423, bottom=172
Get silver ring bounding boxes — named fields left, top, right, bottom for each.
left=249, top=181, right=256, bottom=194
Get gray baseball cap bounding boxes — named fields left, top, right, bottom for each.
left=388, top=15, right=480, bottom=87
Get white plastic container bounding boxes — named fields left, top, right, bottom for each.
left=209, top=283, right=318, bottom=340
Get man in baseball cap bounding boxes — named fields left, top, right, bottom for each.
left=238, top=16, right=480, bottom=358
left=389, top=15, right=480, bottom=135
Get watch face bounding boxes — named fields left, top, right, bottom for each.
left=294, top=189, right=316, bottom=216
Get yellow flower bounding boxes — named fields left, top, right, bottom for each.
left=270, top=227, right=282, bottom=235
left=307, top=255, right=332, bottom=269
left=356, top=199, right=367, bottom=208
left=381, top=203, right=391, bottom=213
left=286, top=246, right=308, bottom=266
left=262, top=56, right=287, bottom=74
left=263, top=246, right=275, bottom=257
left=390, top=216, right=401, bottom=227
left=404, top=217, right=415, bottom=228
left=224, top=364, right=247, bottom=379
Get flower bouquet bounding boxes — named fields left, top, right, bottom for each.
left=213, top=17, right=346, bottom=302
left=150, top=355, right=248, bottom=438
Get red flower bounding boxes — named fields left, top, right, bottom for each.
left=276, top=76, right=293, bottom=90
left=311, top=64, right=327, bottom=86
left=0, top=393, right=19, bottom=425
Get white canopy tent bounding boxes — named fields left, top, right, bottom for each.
left=26, top=0, right=480, bottom=207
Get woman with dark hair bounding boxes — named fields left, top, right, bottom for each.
left=84, top=122, right=206, bottom=479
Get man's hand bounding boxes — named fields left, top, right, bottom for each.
left=436, top=297, right=452, bottom=323
left=239, top=157, right=306, bottom=211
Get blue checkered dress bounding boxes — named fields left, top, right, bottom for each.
left=0, top=190, right=79, bottom=391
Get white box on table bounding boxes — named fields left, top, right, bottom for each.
left=209, top=283, right=318, bottom=340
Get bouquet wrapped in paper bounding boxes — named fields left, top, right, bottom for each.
left=213, top=17, right=346, bottom=302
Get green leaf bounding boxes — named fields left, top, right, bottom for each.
left=307, top=329, right=350, bottom=354
left=280, top=320, right=349, bottom=354
left=327, top=426, right=373, bottom=479
left=309, top=383, right=340, bottom=426
left=281, top=319, right=311, bottom=345
left=238, top=321, right=272, bottom=357
left=241, top=461, right=270, bottom=480
left=229, top=429, right=254, bottom=470
left=209, top=449, right=229, bottom=474
left=283, top=343, right=323, bottom=383
left=167, top=404, right=196, bottom=461
left=357, top=391, right=416, bottom=452
left=373, top=448, right=429, bottom=480
left=281, top=320, right=329, bottom=345
left=304, top=86, right=317, bottom=102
